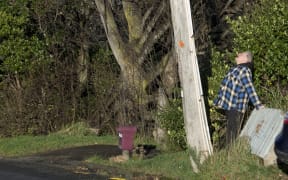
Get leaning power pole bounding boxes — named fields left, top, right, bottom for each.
left=170, top=0, right=213, bottom=172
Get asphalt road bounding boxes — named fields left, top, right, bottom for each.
left=0, top=144, right=160, bottom=180
left=0, top=144, right=122, bottom=180
left=0, top=159, right=108, bottom=180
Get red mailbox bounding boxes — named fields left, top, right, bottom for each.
left=117, top=126, right=137, bottom=151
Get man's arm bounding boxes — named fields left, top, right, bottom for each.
left=241, top=68, right=262, bottom=109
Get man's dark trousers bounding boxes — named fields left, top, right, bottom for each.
left=225, top=109, right=244, bottom=145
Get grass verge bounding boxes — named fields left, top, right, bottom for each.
left=0, top=122, right=117, bottom=157
left=0, top=122, right=286, bottom=179
left=87, top=139, right=286, bottom=179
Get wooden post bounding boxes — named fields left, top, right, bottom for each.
left=170, top=0, right=213, bottom=172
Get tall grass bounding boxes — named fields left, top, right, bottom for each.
left=198, top=138, right=283, bottom=180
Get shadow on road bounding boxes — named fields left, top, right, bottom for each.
left=36, top=144, right=122, bottom=161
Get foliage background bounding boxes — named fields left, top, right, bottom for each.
left=208, top=0, right=288, bottom=148
left=158, top=0, right=288, bottom=150
left=0, top=0, right=287, bottom=152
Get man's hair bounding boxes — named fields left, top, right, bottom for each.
left=244, top=51, right=253, bottom=62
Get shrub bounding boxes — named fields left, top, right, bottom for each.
left=227, top=0, right=288, bottom=109
left=208, top=50, right=230, bottom=148
left=209, top=0, right=288, bottom=147
left=157, top=99, right=187, bottom=150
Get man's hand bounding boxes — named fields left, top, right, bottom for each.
left=257, top=105, right=265, bottom=110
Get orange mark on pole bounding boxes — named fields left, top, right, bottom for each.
left=178, top=40, right=185, bottom=48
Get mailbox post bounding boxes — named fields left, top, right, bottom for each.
left=117, top=126, right=137, bottom=160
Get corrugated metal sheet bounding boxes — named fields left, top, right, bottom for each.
left=240, top=108, right=284, bottom=158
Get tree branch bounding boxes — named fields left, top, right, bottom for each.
left=95, top=0, right=127, bottom=70
left=220, top=0, right=235, bottom=16
left=141, top=6, right=153, bottom=30
left=138, top=20, right=171, bottom=64
left=138, top=0, right=166, bottom=48
left=144, top=51, right=172, bottom=86
left=122, top=0, right=143, bottom=41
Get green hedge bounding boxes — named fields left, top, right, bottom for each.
left=209, top=0, right=288, bottom=147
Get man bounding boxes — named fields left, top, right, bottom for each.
left=213, top=51, right=264, bottom=145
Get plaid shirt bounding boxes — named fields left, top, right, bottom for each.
left=213, top=65, right=262, bottom=113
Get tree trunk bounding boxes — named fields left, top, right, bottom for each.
left=95, top=0, right=175, bottom=128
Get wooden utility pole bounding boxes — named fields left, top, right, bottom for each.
left=170, top=0, right=213, bottom=172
